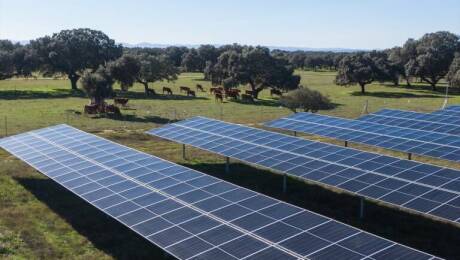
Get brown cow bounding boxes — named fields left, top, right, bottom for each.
left=187, top=90, right=196, bottom=97
left=105, top=104, right=121, bottom=115
left=225, top=89, right=240, bottom=99
left=215, top=93, right=223, bottom=102
left=196, top=84, right=205, bottom=92
left=162, top=87, right=173, bottom=95
left=114, top=97, right=129, bottom=107
left=84, top=104, right=98, bottom=114
left=179, top=86, right=190, bottom=93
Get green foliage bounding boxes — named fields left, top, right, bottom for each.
left=136, top=54, right=179, bottom=92
left=280, top=86, right=333, bottom=112
left=0, top=40, right=37, bottom=80
left=207, top=46, right=300, bottom=97
left=405, top=31, right=459, bottom=90
left=335, top=52, right=377, bottom=93
left=181, top=49, right=203, bottom=72
left=80, top=67, right=114, bottom=105
left=107, top=55, right=141, bottom=91
left=447, top=53, right=460, bottom=88
left=31, top=28, right=122, bottom=89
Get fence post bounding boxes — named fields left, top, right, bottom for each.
left=4, top=116, right=7, bottom=137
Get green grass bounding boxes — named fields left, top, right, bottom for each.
left=1, top=71, right=459, bottom=259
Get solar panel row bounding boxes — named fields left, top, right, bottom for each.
left=432, top=106, right=460, bottom=117
left=0, top=125, right=438, bottom=259
left=148, top=117, right=460, bottom=225
left=358, top=109, right=460, bottom=135
left=265, top=113, right=460, bottom=163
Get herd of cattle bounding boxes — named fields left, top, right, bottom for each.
left=84, top=84, right=283, bottom=115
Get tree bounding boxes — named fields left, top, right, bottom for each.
left=81, top=66, right=114, bottom=106
left=335, top=52, right=378, bottom=94
left=164, top=46, right=189, bottom=67
left=0, top=40, right=37, bottom=80
left=208, top=46, right=300, bottom=98
left=369, top=50, right=399, bottom=85
left=405, top=31, right=459, bottom=90
left=197, top=45, right=220, bottom=64
left=447, top=53, right=460, bottom=88
left=31, top=28, right=122, bottom=90
left=181, top=49, right=203, bottom=72
left=107, top=55, right=141, bottom=91
left=280, top=86, right=333, bottom=113
left=136, top=54, right=179, bottom=93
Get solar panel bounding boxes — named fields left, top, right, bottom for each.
left=0, top=125, right=439, bottom=259
left=358, top=109, right=460, bottom=135
left=265, top=113, right=460, bottom=163
left=147, top=117, right=460, bottom=225
left=432, top=106, right=460, bottom=117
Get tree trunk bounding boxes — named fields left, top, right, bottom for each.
left=431, top=82, right=437, bottom=91
left=405, top=78, right=412, bottom=87
left=69, top=73, right=80, bottom=90
left=142, top=82, right=150, bottom=94
left=359, top=83, right=366, bottom=94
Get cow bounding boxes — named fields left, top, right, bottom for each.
left=225, top=89, right=240, bottom=99
left=186, top=90, right=196, bottom=97
left=162, top=87, right=173, bottom=95
left=270, top=89, right=283, bottom=96
left=84, top=104, right=98, bottom=114
left=241, top=94, right=254, bottom=103
left=215, top=93, right=223, bottom=102
left=180, top=86, right=190, bottom=93
left=196, top=84, right=205, bottom=92
left=105, top=104, right=121, bottom=116
left=114, top=97, right=129, bottom=107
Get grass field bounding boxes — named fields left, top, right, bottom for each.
left=1, top=71, right=460, bottom=259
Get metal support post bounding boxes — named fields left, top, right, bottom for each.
left=225, top=157, right=230, bottom=173
left=182, top=144, right=186, bottom=160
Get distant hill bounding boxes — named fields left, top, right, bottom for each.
left=120, top=42, right=365, bottom=53
left=8, top=39, right=365, bottom=53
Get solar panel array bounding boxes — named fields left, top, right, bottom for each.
left=264, top=113, right=460, bottom=163
left=0, top=125, right=439, bottom=260
left=358, top=109, right=460, bottom=135
left=432, top=105, right=460, bottom=117
left=148, top=117, right=460, bottom=225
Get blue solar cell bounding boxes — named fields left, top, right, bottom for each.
left=0, top=124, right=441, bottom=259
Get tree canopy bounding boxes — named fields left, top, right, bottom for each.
left=405, top=31, right=459, bottom=90
left=207, top=46, right=300, bottom=98
left=0, top=40, right=37, bottom=80
left=447, top=53, right=460, bottom=88
left=31, top=28, right=122, bottom=90
left=81, top=66, right=114, bottom=105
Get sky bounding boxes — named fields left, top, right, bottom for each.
left=0, top=0, right=459, bottom=50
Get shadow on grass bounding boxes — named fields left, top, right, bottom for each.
left=0, top=89, right=86, bottom=100
left=231, top=98, right=342, bottom=110
left=182, top=161, right=460, bottom=259
left=113, top=90, right=209, bottom=101
left=351, top=91, right=443, bottom=99
left=15, top=177, right=174, bottom=259
left=381, top=83, right=460, bottom=96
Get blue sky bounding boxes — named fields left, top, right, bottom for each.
left=1, top=0, right=459, bottom=49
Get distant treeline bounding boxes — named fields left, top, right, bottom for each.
left=1, top=29, right=459, bottom=96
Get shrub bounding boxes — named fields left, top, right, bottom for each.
left=280, top=86, right=333, bottom=113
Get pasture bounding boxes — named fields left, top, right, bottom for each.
left=1, top=71, right=460, bottom=259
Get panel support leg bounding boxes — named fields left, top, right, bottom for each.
left=293, top=131, right=297, bottom=137
left=359, top=197, right=364, bottom=219
left=282, top=174, right=287, bottom=193
left=182, top=144, right=186, bottom=160
left=344, top=141, right=348, bottom=147
left=225, top=157, right=230, bottom=173
left=407, top=153, right=412, bottom=160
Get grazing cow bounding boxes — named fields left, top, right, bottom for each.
left=225, top=89, right=240, bottom=99
left=196, top=84, right=205, bottom=92
left=84, top=104, right=98, bottom=114
left=162, top=87, right=173, bottom=95
left=270, top=89, right=283, bottom=96
left=241, top=94, right=254, bottom=103
left=114, top=97, right=129, bottom=107
left=146, top=88, right=156, bottom=96
left=180, top=86, right=190, bottom=93
left=215, top=93, right=223, bottom=102
left=105, top=104, right=121, bottom=115
left=187, top=90, right=196, bottom=97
